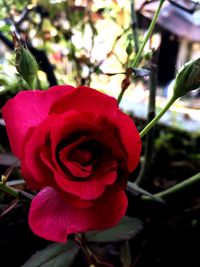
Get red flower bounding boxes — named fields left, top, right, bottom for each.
left=2, top=85, right=141, bottom=242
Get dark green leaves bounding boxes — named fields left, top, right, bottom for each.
left=21, top=241, right=79, bottom=267
left=85, top=216, right=143, bottom=243
left=21, top=217, right=143, bottom=266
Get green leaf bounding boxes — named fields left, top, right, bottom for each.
left=85, top=216, right=143, bottom=243
left=21, top=240, right=80, bottom=267
left=0, top=24, right=11, bottom=33
left=126, top=41, right=133, bottom=55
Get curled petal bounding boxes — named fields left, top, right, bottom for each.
left=21, top=111, right=80, bottom=189
left=50, top=86, right=119, bottom=117
left=29, top=186, right=127, bottom=243
left=111, top=111, right=141, bottom=172
left=54, top=168, right=117, bottom=200
left=58, top=136, right=92, bottom=178
left=2, top=85, right=75, bottom=158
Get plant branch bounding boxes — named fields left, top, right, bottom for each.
left=139, top=94, right=177, bottom=138
left=3, top=0, right=14, bottom=25
left=136, top=64, right=157, bottom=185
left=132, top=0, right=164, bottom=67
left=142, top=172, right=200, bottom=201
left=15, top=6, right=37, bottom=27
left=130, top=0, right=139, bottom=54
left=118, top=0, right=164, bottom=103
left=0, top=181, right=19, bottom=198
left=0, top=32, right=57, bottom=86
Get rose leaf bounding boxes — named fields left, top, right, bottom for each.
left=21, top=240, right=80, bottom=267
left=84, top=216, right=143, bottom=243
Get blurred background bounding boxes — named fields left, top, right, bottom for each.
left=0, top=0, right=199, bottom=132
left=0, top=1, right=200, bottom=266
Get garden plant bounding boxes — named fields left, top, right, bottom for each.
left=0, top=0, right=200, bottom=266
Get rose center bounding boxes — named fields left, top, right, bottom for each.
left=69, top=140, right=100, bottom=166
left=69, top=148, right=93, bottom=165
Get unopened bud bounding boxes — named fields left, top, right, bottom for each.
left=121, top=77, right=131, bottom=92
left=173, top=58, right=200, bottom=99
left=15, top=46, right=38, bottom=89
left=126, top=41, right=133, bottom=55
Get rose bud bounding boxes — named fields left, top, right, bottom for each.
left=173, top=58, right=200, bottom=99
left=15, top=44, right=38, bottom=89
left=2, top=85, right=141, bottom=243
left=121, top=76, right=131, bottom=92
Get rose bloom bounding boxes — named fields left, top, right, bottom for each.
left=2, top=85, right=141, bottom=242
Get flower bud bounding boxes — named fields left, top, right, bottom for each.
left=173, top=58, right=200, bottom=99
left=121, top=76, right=131, bottom=92
left=126, top=41, right=133, bottom=56
left=15, top=46, right=38, bottom=89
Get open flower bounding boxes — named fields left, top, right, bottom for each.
left=2, top=85, right=141, bottom=242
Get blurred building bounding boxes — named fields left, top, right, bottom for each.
left=136, top=0, right=200, bottom=92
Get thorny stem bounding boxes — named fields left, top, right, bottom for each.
left=139, top=94, right=177, bottom=138
left=136, top=65, right=157, bottom=185
left=142, top=172, right=200, bottom=201
left=130, top=0, right=139, bottom=54
left=132, top=0, right=164, bottom=67
left=117, top=89, right=125, bottom=104
left=75, top=234, right=114, bottom=267
left=0, top=181, right=19, bottom=198
left=117, top=0, right=165, bottom=103
left=0, top=171, right=33, bottom=200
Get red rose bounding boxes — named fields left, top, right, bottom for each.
left=2, top=85, right=141, bottom=242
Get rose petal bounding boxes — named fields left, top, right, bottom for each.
left=29, top=186, right=127, bottom=243
left=55, top=169, right=117, bottom=200
left=50, top=86, right=119, bottom=116
left=49, top=113, right=101, bottom=180
left=21, top=111, right=79, bottom=189
left=22, top=111, right=100, bottom=189
left=60, top=159, right=92, bottom=178
left=2, top=85, right=75, bottom=158
left=111, top=111, right=141, bottom=172
left=23, top=112, right=119, bottom=199
left=58, top=136, right=93, bottom=178
left=21, top=118, right=54, bottom=189
left=50, top=86, right=140, bottom=173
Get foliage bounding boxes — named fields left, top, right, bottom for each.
left=22, top=241, right=80, bottom=267
left=0, top=0, right=147, bottom=94
left=0, top=0, right=200, bottom=267
left=85, top=216, right=143, bottom=243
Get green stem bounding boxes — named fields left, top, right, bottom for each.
left=28, top=78, right=36, bottom=90
left=36, top=74, right=42, bottom=89
left=130, top=0, right=139, bottom=54
left=132, top=0, right=165, bottom=67
left=117, top=89, right=124, bottom=104
left=139, top=94, right=177, bottom=138
left=0, top=182, right=19, bottom=198
left=143, top=172, right=200, bottom=200
left=136, top=65, right=157, bottom=185
left=117, top=0, right=164, bottom=104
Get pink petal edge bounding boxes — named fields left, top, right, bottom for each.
left=2, top=85, right=75, bottom=158
left=28, top=186, right=127, bottom=243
